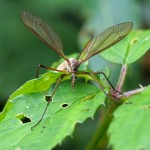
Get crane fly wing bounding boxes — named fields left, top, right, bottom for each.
left=78, top=22, right=133, bottom=63
left=21, top=11, right=68, bottom=60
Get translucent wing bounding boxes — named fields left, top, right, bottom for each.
left=21, top=11, right=68, bottom=60
left=78, top=22, right=133, bottom=63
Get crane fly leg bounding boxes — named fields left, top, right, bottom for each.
left=32, top=76, right=64, bottom=129
left=77, top=71, right=123, bottom=96
left=91, top=71, right=123, bottom=95
left=33, top=63, right=67, bottom=129
left=36, top=64, right=66, bottom=78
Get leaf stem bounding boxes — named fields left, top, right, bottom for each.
left=85, top=102, right=119, bottom=150
left=116, top=64, right=127, bottom=92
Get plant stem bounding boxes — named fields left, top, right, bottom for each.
left=85, top=64, right=127, bottom=149
left=85, top=102, right=119, bottom=150
left=116, top=64, right=127, bottom=92
left=117, top=86, right=145, bottom=99
left=86, top=63, right=146, bottom=149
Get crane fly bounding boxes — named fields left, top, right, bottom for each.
left=21, top=11, right=133, bottom=128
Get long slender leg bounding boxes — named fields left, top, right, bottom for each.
left=32, top=75, right=65, bottom=129
left=77, top=71, right=122, bottom=95
left=36, top=64, right=66, bottom=78
left=31, top=64, right=66, bottom=129
left=92, top=71, right=123, bottom=95
left=90, top=73, right=108, bottom=97
left=91, top=71, right=121, bottom=94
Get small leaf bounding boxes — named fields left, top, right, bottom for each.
left=101, top=30, right=150, bottom=64
left=108, top=85, right=150, bottom=150
left=0, top=80, right=105, bottom=150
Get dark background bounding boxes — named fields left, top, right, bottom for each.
left=0, top=0, right=150, bottom=149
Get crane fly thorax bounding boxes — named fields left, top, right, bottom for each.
left=57, top=58, right=80, bottom=73
left=57, top=58, right=80, bottom=88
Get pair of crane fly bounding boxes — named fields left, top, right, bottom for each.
left=21, top=11, right=133, bottom=127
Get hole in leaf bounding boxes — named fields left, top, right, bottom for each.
left=43, top=126, right=46, bottom=129
left=61, top=103, right=69, bottom=108
left=16, top=114, right=31, bottom=124
left=45, top=95, right=52, bottom=102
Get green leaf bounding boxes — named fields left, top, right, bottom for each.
left=8, top=72, right=62, bottom=100
left=8, top=53, right=89, bottom=101
left=0, top=80, right=105, bottom=150
left=101, top=30, right=150, bottom=64
left=108, top=85, right=150, bottom=150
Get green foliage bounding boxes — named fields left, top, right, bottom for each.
left=0, top=81, right=105, bottom=150
left=0, top=29, right=150, bottom=150
left=108, top=85, right=150, bottom=150
left=101, top=30, right=150, bottom=64
left=9, top=72, right=61, bottom=100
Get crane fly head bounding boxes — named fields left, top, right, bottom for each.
left=69, top=58, right=80, bottom=72
left=67, top=58, right=80, bottom=89
left=57, top=58, right=80, bottom=72
left=57, top=58, right=80, bottom=88
left=68, top=58, right=80, bottom=88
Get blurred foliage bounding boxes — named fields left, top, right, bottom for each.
left=0, top=0, right=150, bottom=149
left=0, top=0, right=150, bottom=103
